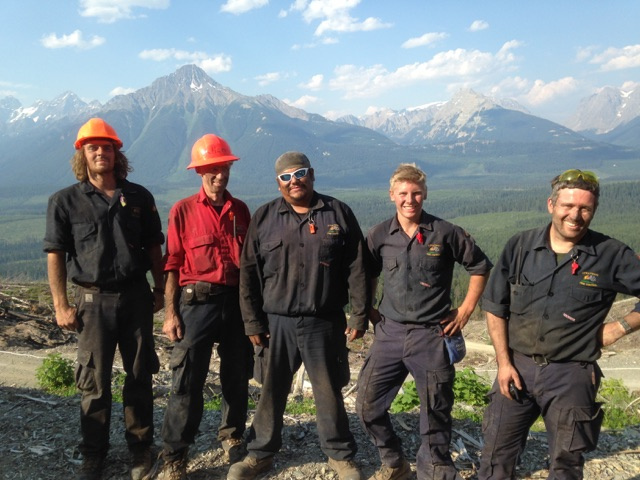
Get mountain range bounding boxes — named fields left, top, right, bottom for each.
left=1, top=65, right=639, bottom=194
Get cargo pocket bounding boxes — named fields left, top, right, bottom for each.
left=253, top=345, right=269, bottom=385
left=425, top=367, right=456, bottom=429
left=557, top=403, right=604, bottom=453
left=75, top=349, right=97, bottom=392
left=169, top=348, right=190, bottom=395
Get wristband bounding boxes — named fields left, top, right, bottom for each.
left=619, top=318, right=633, bottom=334
left=152, top=287, right=165, bottom=294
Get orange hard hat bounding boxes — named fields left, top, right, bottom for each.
left=74, top=118, right=123, bottom=150
left=187, top=134, right=239, bottom=169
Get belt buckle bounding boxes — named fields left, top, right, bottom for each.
left=532, top=354, right=549, bottom=366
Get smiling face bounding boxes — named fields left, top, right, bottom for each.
left=278, top=166, right=315, bottom=208
left=83, top=140, right=115, bottom=177
left=390, top=180, right=425, bottom=224
left=198, top=162, right=231, bottom=200
left=547, top=187, right=597, bottom=250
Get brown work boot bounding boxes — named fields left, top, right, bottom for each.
left=130, top=447, right=153, bottom=480
left=148, top=452, right=188, bottom=480
left=222, top=437, right=247, bottom=464
left=368, top=458, right=411, bottom=480
left=78, top=453, right=105, bottom=480
left=226, top=455, right=273, bottom=480
left=328, top=457, right=362, bottom=480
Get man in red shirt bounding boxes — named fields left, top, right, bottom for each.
left=152, top=134, right=253, bottom=480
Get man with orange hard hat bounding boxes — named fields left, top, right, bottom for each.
left=43, top=118, right=165, bottom=480
left=151, top=134, right=253, bottom=480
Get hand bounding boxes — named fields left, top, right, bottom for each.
left=163, top=311, right=184, bottom=342
left=497, top=363, right=522, bottom=400
left=439, top=307, right=469, bottom=336
left=55, top=305, right=79, bottom=332
left=249, top=332, right=270, bottom=347
left=152, top=291, right=164, bottom=313
left=345, top=327, right=365, bottom=342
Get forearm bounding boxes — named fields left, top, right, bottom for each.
left=486, top=311, right=512, bottom=368
left=148, top=244, right=165, bottom=290
left=164, top=270, right=180, bottom=315
left=458, top=273, right=489, bottom=319
left=47, top=251, right=71, bottom=310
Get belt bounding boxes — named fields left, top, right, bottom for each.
left=529, top=354, right=551, bottom=366
left=186, top=281, right=236, bottom=296
left=76, top=282, right=127, bottom=293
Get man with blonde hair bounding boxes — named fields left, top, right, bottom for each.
left=357, top=163, right=492, bottom=480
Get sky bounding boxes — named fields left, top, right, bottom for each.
left=1, top=0, right=639, bottom=125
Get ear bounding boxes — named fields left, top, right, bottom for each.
left=547, top=197, right=554, bottom=214
left=389, top=189, right=395, bottom=202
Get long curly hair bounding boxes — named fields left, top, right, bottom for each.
left=70, top=144, right=132, bottom=181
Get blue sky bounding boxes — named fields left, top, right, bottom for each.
left=1, top=0, right=639, bottom=124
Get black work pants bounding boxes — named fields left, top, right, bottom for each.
left=246, top=313, right=356, bottom=461
left=75, top=282, right=158, bottom=456
left=479, top=351, right=603, bottom=480
left=161, top=289, right=252, bottom=458
left=356, top=318, right=460, bottom=480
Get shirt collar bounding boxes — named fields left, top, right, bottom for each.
left=388, top=210, right=431, bottom=235
left=540, top=223, right=597, bottom=256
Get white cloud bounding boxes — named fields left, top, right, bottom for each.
left=220, top=0, right=269, bottom=15
left=299, top=74, right=324, bottom=90
left=328, top=42, right=522, bottom=99
left=287, top=95, right=319, bottom=109
left=402, top=32, right=448, bottom=49
left=139, top=49, right=232, bottom=73
left=292, top=0, right=392, bottom=36
left=40, top=30, right=105, bottom=50
left=110, top=86, right=136, bottom=97
left=255, top=72, right=281, bottom=86
left=524, top=77, right=578, bottom=105
left=589, top=44, right=640, bottom=71
left=79, top=0, right=170, bottom=23
left=469, top=20, right=489, bottom=32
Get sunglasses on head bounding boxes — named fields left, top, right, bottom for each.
left=558, top=169, right=599, bottom=185
left=277, top=167, right=310, bottom=183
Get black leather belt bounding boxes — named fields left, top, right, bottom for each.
left=529, top=354, right=550, bottom=366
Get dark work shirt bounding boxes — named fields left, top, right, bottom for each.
left=368, top=211, right=492, bottom=324
left=43, top=180, right=164, bottom=288
left=482, top=225, right=640, bottom=362
left=239, top=192, right=369, bottom=335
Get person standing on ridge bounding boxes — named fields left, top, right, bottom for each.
left=151, top=134, right=253, bottom=480
left=44, top=117, right=165, bottom=480
left=479, top=169, right=640, bottom=479
left=228, top=151, right=369, bottom=480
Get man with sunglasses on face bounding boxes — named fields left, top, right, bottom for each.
left=479, top=169, right=640, bottom=480
left=228, top=152, right=369, bottom=480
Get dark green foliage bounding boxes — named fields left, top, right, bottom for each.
left=35, top=353, right=76, bottom=396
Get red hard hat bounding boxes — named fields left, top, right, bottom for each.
left=187, top=134, right=239, bottom=169
left=74, top=118, right=123, bottom=149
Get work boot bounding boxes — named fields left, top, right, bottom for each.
left=328, top=457, right=362, bottom=480
left=368, top=458, right=411, bottom=480
left=78, top=453, right=105, bottom=480
left=130, top=447, right=153, bottom=480
left=226, top=455, right=273, bottom=480
left=222, top=437, right=247, bottom=464
left=147, top=451, right=188, bottom=480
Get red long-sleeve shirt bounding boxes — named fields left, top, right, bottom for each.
left=164, top=188, right=250, bottom=287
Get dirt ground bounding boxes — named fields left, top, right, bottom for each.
left=0, top=284, right=639, bottom=479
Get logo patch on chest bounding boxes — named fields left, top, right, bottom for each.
left=327, top=224, right=341, bottom=236
left=579, top=271, right=599, bottom=287
left=426, top=243, right=442, bottom=257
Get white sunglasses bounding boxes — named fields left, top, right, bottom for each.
left=277, top=167, right=310, bottom=183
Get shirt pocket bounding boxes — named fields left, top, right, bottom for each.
left=510, top=283, right=533, bottom=315
left=187, top=234, right=218, bottom=274
left=319, top=237, right=343, bottom=265
left=260, top=239, right=283, bottom=278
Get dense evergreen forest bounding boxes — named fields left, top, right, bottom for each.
left=1, top=181, right=638, bottom=305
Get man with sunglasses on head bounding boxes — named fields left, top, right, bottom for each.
left=228, top=152, right=369, bottom=480
left=479, top=169, right=640, bottom=480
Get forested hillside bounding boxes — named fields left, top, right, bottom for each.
left=1, top=182, right=638, bottom=289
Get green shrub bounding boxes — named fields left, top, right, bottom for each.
left=111, top=371, right=126, bottom=403
left=598, top=378, right=640, bottom=430
left=391, top=367, right=490, bottom=418
left=285, top=396, right=316, bottom=415
left=35, top=353, right=76, bottom=396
